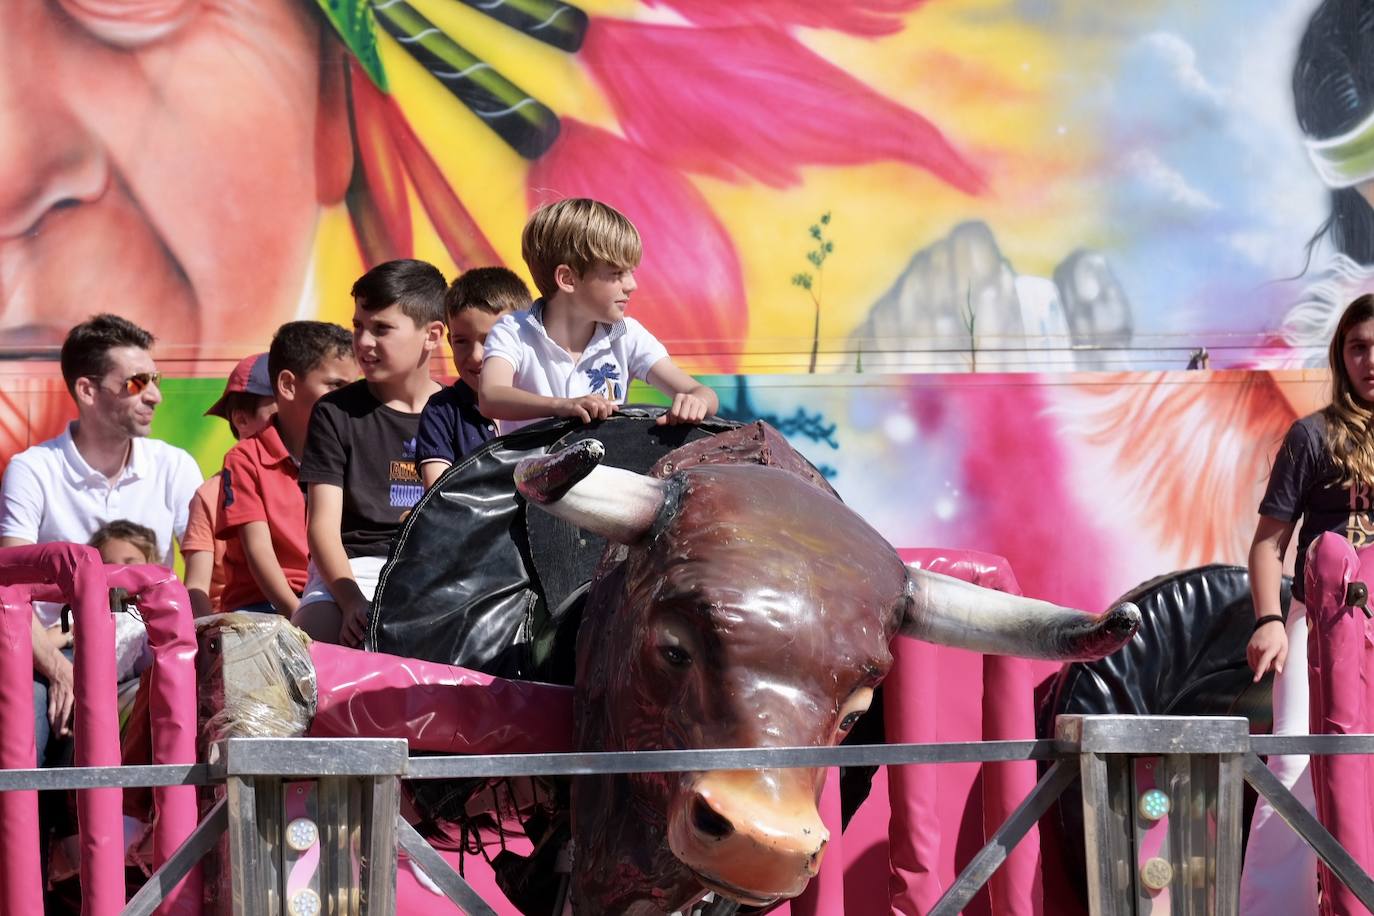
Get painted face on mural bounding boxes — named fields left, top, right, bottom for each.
left=0, top=1, right=351, bottom=363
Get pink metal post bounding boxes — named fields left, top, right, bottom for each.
left=0, top=543, right=122, bottom=916
left=0, top=585, right=43, bottom=915
left=1303, top=533, right=1374, bottom=916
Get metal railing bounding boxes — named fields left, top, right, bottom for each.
left=1, top=716, right=1372, bottom=916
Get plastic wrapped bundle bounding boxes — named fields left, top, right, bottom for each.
left=197, top=612, right=317, bottom=747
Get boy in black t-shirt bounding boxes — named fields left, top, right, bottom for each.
left=296, top=260, right=446, bottom=646
left=417, top=267, right=532, bottom=488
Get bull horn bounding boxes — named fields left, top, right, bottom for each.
left=901, top=566, right=1141, bottom=662
left=514, top=439, right=667, bottom=545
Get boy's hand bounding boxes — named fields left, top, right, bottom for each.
left=557, top=395, right=618, bottom=424
left=657, top=392, right=711, bottom=425
left=339, top=594, right=371, bottom=649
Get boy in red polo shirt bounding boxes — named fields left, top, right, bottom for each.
left=217, top=322, right=356, bottom=614
left=184, top=352, right=276, bottom=615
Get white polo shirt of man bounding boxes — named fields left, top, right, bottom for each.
left=0, top=421, right=203, bottom=626
left=483, top=302, right=668, bottom=434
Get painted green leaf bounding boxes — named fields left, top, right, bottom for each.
left=315, top=0, right=388, bottom=91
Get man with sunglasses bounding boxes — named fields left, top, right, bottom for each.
left=0, top=314, right=202, bottom=763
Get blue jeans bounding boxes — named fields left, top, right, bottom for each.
left=32, top=647, right=75, bottom=768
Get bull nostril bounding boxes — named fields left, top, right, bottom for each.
left=691, top=796, right=734, bottom=840
left=807, top=838, right=828, bottom=873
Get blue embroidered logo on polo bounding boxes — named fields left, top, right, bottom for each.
left=585, top=363, right=621, bottom=398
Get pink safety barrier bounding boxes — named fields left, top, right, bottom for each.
left=0, top=585, right=43, bottom=915
left=106, top=565, right=201, bottom=916
left=0, top=544, right=200, bottom=916
left=0, top=543, right=121, bottom=916
left=895, top=548, right=1041, bottom=916
left=308, top=643, right=575, bottom=754
left=1303, top=533, right=1374, bottom=916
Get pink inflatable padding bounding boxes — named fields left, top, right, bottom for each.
left=1303, top=533, right=1374, bottom=916
left=0, top=586, right=43, bottom=916
left=895, top=548, right=1041, bottom=916
left=308, top=643, right=575, bottom=754
left=106, top=566, right=201, bottom=916
left=0, top=543, right=122, bottom=916
left=1, top=552, right=201, bottom=916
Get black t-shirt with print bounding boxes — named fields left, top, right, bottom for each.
left=1259, top=411, right=1374, bottom=602
left=298, top=380, right=426, bottom=558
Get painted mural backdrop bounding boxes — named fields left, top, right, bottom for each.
left=0, top=0, right=1363, bottom=604
left=6, top=0, right=1372, bottom=378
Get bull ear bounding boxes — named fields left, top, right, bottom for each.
left=515, top=439, right=667, bottom=545
left=900, top=566, right=1140, bottom=662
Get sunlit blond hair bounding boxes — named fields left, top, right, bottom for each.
left=1324, top=294, right=1374, bottom=488
left=521, top=198, right=642, bottom=299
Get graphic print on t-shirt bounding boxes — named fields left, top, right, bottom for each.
left=1348, top=482, right=1374, bottom=548
left=389, top=437, right=422, bottom=509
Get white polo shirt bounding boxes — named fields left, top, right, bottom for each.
left=0, top=423, right=202, bottom=624
left=483, top=302, right=669, bottom=433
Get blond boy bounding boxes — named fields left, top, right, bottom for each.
left=478, top=199, right=718, bottom=431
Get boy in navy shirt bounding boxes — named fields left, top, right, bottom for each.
left=417, top=267, right=532, bottom=488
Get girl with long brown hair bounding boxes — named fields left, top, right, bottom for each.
left=1242, top=293, right=1374, bottom=913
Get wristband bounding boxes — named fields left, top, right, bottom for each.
left=1252, top=614, right=1285, bottom=633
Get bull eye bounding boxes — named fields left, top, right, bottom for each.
left=659, top=644, right=692, bottom=668
left=839, top=711, right=863, bottom=731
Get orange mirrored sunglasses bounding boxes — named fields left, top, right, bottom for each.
left=90, top=371, right=161, bottom=396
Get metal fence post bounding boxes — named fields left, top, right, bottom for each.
left=219, top=738, right=408, bottom=916
left=1057, top=715, right=1249, bottom=916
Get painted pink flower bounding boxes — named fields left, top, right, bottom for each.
left=642, top=0, right=929, bottom=37
left=347, top=62, right=413, bottom=264
left=581, top=19, right=983, bottom=191
left=379, top=95, right=502, bottom=271
left=529, top=119, right=748, bottom=372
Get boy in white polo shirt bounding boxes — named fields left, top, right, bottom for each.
left=478, top=198, right=718, bottom=432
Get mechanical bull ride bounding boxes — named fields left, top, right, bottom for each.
left=203, top=416, right=1140, bottom=914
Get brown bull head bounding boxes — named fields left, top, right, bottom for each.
left=516, top=436, right=1139, bottom=913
